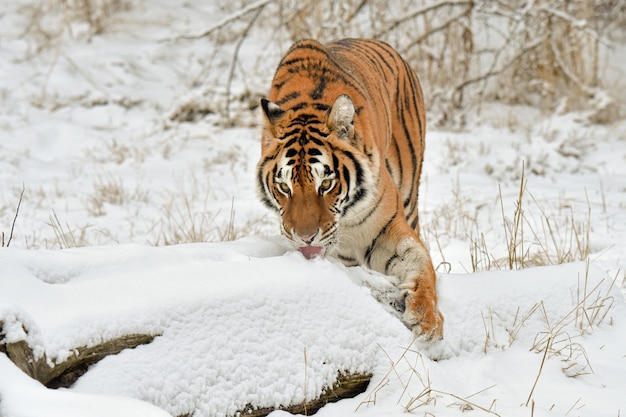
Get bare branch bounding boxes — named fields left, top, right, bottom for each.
left=225, top=7, right=263, bottom=121
left=171, top=0, right=275, bottom=42
left=374, top=0, right=473, bottom=38
left=451, top=36, right=545, bottom=97
left=6, top=184, right=25, bottom=248
left=549, top=30, right=594, bottom=95
left=407, top=3, right=473, bottom=47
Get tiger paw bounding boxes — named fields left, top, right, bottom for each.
left=403, top=290, right=444, bottom=341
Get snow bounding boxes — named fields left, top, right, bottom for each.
left=1, top=1, right=626, bottom=417
left=0, top=354, right=171, bottom=417
left=1, top=242, right=623, bottom=416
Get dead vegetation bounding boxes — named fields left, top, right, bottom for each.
left=20, top=0, right=131, bottom=53
left=358, top=260, right=618, bottom=416
left=423, top=162, right=594, bottom=274
left=358, top=340, right=502, bottom=416
left=167, top=0, right=625, bottom=126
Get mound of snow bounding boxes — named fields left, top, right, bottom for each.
left=1, top=237, right=624, bottom=417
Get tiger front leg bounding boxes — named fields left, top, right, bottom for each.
left=401, top=262, right=444, bottom=341
left=376, top=236, right=444, bottom=341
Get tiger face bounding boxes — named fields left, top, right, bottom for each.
left=257, top=95, right=375, bottom=259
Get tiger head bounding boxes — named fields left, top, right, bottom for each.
left=257, top=95, right=376, bottom=259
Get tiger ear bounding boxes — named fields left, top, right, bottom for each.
left=261, top=98, right=285, bottom=138
left=328, top=95, right=355, bottom=141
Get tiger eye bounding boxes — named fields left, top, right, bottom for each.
left=320, top=179, right=332, bottom=191
left=278, top=182, right=290, bottom=194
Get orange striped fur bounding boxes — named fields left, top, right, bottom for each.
left=257, top=39, right=443, bottom=340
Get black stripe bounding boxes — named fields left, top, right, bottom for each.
left=364, top=198, right=398, bottom=268
left=289, top=41, right=332, bottom=58
left=347, top=191, right=382, bottom=225
left=276, top=92, right=301, bottom=106
left=289, top=113, right=320, bottom=126
left=385, top=254, right=398, bottom=275
left=310, top=75, right=328, bottom=99
left=342, top=187, right=367, bottom=215
left=310, top=137, right=325, bottom=147
left=283, top=137, right=298, bottom=148
left=313, top=103, right=331, bottom=111
left=308, top=126, right=329, bottom=137
left=385, top=159, right=395, bottom=182
left=343, top=150, right=363, bottom=184
left=336, top=253, right=357, bottom=265
left=342, top=165, right=350, bottom=187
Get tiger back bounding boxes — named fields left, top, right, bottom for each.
left=257, top=38, right=443, bottom=340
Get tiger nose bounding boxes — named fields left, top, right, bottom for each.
left=298, top=232, right=317, bottom=244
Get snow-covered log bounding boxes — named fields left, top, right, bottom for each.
left=0, top=324, right=155, bottom=388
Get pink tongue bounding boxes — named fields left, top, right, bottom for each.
left=299, top=245, right=324, bottom=259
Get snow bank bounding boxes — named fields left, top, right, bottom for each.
left=1, top=237, right=624, bottom=417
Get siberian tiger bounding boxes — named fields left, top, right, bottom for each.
left=256, top=38, right=443, bottom=341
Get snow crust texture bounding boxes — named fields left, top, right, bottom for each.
left=1, top=238, right=624, bottom=417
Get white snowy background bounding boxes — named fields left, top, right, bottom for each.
left=1, top=1, right=625, bottom=417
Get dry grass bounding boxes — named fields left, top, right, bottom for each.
left=357, top=341, right=501, bottom=416
left=47, top=209, right=92, bottom=249
left=360, top=259, right=617, bottom=415
left=83, top=138, right=151, bottom=165
left=87, top=174, right=150, bottom=217
left=20, top=0, right=130, bottom=54
left=494, top=260, right=616, bottom=374
left=148, top=173, right=270, bottom=246
left=490, top=168, right=592, bottom=272
left=425, top=162, right=593, bottom=273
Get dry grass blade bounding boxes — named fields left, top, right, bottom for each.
left=526, top=336, right=551, bottom=407
left=2, top=184, right=25, bottom=248
left=359, top=339, right=502, bottom=416
left=47, top=210, right=91, bottom=249
left=356, top=340, right=419, bottom=411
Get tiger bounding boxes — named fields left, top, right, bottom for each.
left=256, top=38, right=443, bottom=341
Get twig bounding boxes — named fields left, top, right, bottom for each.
left=37, top=44, right=62, bottom=107
left=171, top=0, right=274, bottom=42
left=346, top=0, right=369, bottom=22
left=549, top=32, right=594, bottom=95
left=375, top=0, right=473, bottom=38
left=433, top=389, right=502, bottom=416
left=6, top=184, right=25, bottom=248
left=225, top=6, right=263, bottom=121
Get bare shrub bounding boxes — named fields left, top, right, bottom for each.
left=171, top=0, right=625, bottom=126
left=21, top=0, right=130, bottom=52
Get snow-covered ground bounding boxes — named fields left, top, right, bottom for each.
left=1, top=1, right=625, bottom=417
